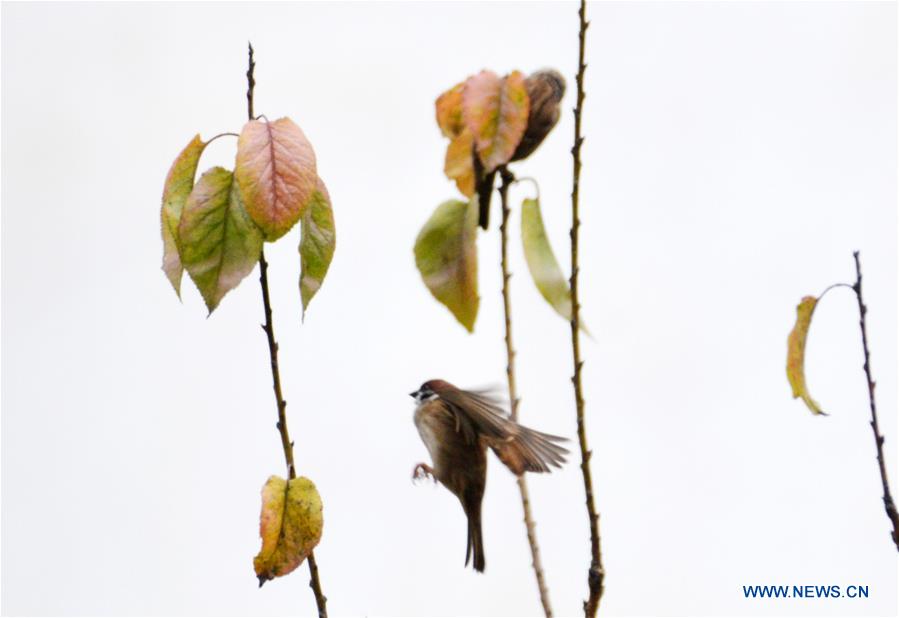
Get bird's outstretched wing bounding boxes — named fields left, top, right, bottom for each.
left=439, top=388, right=568, bottom=475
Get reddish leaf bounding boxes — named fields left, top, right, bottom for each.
left=235, top=118, right=318, bottom=241
left=462, top=70, right=530, bottom=173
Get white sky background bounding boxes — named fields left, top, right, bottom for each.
left=2, top=1, right=897, bottom=616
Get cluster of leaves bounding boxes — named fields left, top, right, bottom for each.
left=254, top=476, right=324, bottom=586
left=160, top=118, right=335, bottom=316
left=160, top=115, right=332, bottom=587
left=414, top=69, right=574, bottom=332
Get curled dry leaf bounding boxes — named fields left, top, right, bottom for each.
left=512, top=70, right=566, bottom=162
left=299, top=178, right=336, bottom=317
left=178, top=167, right=263, bottom=313
left=462, top=70, right=530, bottom=173
left=236, top=117, right=318, bottom=241
left=786, top=296, right=824, bottom=414
left=161, top=134, right=207, bottom=296
left=521, top=197, right=574, bottom=323
left=414, top=198, right=480, bottom=332
left=254, top=475, right=323, bottom=587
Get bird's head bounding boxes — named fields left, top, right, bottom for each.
left=410, top=379, right=454, bottom=403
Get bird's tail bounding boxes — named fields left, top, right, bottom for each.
left=465, top=505, right=485, bottom=573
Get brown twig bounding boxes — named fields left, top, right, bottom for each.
left=569, top=2, right=604, bottom=615
left=498, top=167, right=553, bottom=617
left=852, top=251, right=899, bottom=551
left=246, top=43, right=255, bottom=120
left=248, top=43, right=329, bottom=617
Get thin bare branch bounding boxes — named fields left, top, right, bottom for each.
left=498, top=167, right=553, bottom=617
left=569, top=2, right=605, bottom=615
left=852, top=251, right=899, bottom=551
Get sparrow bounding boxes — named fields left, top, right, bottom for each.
left=410, top=379, right=568, bottom=572
left=474, top=69, right=566, bottom=230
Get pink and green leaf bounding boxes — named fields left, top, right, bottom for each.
left=462, top=70, right=530, bottom=173
left=786, top=296, right=824, bottom=414
left=414, top=198, right=479, bottom=332
left=235, top=118, right=318, bottom=241
left=254, top=475, right=323, bottom=586
left=160, top=134, right=207, bottom=296
left=299, top=178, right=336, bottom=317
left=178, top=167, right=263, bottom=313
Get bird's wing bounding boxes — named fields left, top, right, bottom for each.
left=440, top=388, right=569, bottom=475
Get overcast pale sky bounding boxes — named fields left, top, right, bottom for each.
left=2, top=1, right=897, bottom=616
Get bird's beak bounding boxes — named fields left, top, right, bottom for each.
left=409, top=390, right=419, bottom=399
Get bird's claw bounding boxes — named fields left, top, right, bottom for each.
left=412, top=462, right=437, bottom=484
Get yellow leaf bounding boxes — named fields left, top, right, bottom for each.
left=160, top=134, right=207, bottom=296
left=253, top=476, right=323, bottom=586
left=435, top=81, right=465, bottom=139
left=786, top=296, right=824, bottom=414
left=444, top=130, right=475, bottom=197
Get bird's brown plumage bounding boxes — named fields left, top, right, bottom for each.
left=412, top=379, right=568, bottom=572
left=414, top=396, right=487, bottom=571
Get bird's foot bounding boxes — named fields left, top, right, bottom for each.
left=412, top=462, right=437, bottom=484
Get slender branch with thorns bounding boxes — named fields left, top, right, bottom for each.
left=851, top=251, right=899, bottom=550
left=568, top=2, right=605, bottom=615
left=498, top=166, right=554, bottom=617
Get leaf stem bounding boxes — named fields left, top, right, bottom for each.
left=248, top=42, right=329, bottom=617
left=569, top=1, right=605, bottom=615
left=817, top=282, right=853, bottom=303
left=498, top=166, right=554, bottom=617
left=207, top=132, right=240, bottom=145
left=512, top=176, right=542, bottom=202
left=851, top=251, right=899, bottom=551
